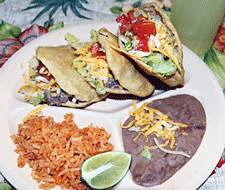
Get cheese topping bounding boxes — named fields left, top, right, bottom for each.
left=119, top=101, right=189, bottom=154
left=110, top=45, right=145, bottom=62
left=160, top=39, right=182, bottom=72
left=22, top=104, right=47, bottom=123
left=19, top=73, right=58, bottom=96
left=18, top=57, right=63, bottom=106
left=148, top=20, right=182, bottom=73
left=74, top=44, right=112, bottom=89
left=118, top=10, right=182, bottom=75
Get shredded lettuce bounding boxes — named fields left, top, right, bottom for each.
left=48, top=21, right=64, bottom=32
left=92, top=79, right=106, bottom=95
left=125, top=39, right=133, bottom=51
left=73, top=58, right=89, bottom=76
left=64, top=33, right=84, bottom=50
left=30, top=73, right=39, bottom=79
left=28, top=93, right=44, bottom=106
left=90, top=29, right=98, bottom=42
left=65, top=33, right=79, bottom=44
left=144, top=52, right=176, bottom=76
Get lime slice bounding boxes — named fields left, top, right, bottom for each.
left=81, top=151, right=131, bottom=189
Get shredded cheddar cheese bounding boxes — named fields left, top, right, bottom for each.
left=147, top=12, right=151, bottom=21
left=148, top=47, right=170, bottom=57
left=182, top=132, right=189, bottom=136
left=159, top=39, right=182, bottom=73
left=22, top=104, right=47, bottom=123
left=110, top=45, right=145, bottom=62
left=156, top=23, right=162, bottom=33
left=18, top=62, right=60, bottom=105
left=74, top=44, right=112, bottom=90
left=119, top=101, right=189, bottom=151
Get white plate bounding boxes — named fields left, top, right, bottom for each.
left=0, top=23, right=225, bottom=190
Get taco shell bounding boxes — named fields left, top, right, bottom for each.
left=36, top=45, right=107, bottom=107
left=98, top=27, right=155, bottom=97
left=116, top=2, right=184, bottom=87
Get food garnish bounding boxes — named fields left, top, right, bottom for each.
left=120, top=100, right=190, bottom=158
left=153, top=138, right=190, bottom=158
left=81, top=151, right=131, bottom=189
left=115, top=3, right=184, bottom=88
left=116, top=6, right=181, bottom=76
left=65, top=30, right=125, bottom=95
left=18, top=56, right=69, bottom=106
left=22, top=104, right=47, bottom=122
left=140, top=148, right=151, bottom=160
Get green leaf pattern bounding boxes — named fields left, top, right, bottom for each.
left=0, top=21, right=22, bottom=40
left=23, top=0, right=91, bottom=23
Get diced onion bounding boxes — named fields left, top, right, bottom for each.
left=35, top=76, right=49, bottom=83
left=149, top=34, right=161, bottom=48
left=161, top=120, right=172, bottom=128
left=120, top=35, right=129, bottom=44
left=39, top=67, right=46, bottom=74
left=129, top=49, right=150, bottom=57
left=168, top=125, right=179, bottom=131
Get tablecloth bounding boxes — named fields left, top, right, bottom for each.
left=0, top=0, right=225, bottom=189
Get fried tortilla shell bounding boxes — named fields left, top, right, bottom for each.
left=71, top=41, right=130, bottom=95
left=116, top=2, right=184, bottom=87
left=98, top=27, right=155, bottom=97
left=36, top=46, right=107, bottom=107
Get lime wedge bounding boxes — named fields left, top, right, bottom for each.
left=81, top=151, right=131, bottom=189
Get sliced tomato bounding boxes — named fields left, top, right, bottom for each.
left=116, top=14, right=132, bottom=35
left=131, top=21, right=156, bottom=52
left=91, top=44, right=106, bottom=57
left=116, top=11, right=156, bottom=52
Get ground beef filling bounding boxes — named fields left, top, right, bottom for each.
left=122, top=94, right=206, bottom=187
left=44, top=91, right=69, bottom=106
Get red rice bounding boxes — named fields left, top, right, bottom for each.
left=11, top=113, right=114, bottom=190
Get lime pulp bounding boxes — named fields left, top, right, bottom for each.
left=81, top=151, right=132, bottom=189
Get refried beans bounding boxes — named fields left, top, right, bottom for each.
left=122, top=94, right=206, bottom=187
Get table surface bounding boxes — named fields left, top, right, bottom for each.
left=0, top=0, right=225, bottom=189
